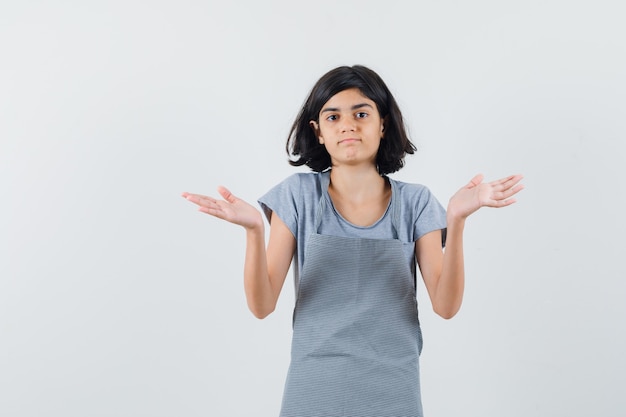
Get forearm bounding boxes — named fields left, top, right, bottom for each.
left=433, top=215, right=466, bottom=319
left=243, top=225, right=277, bottom=319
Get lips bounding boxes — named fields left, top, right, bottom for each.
left=338, top=138, right=360, bottom=144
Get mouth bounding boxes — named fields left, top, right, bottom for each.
left=338, top=138, right=360, bottom=144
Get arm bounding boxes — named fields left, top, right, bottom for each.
left=182, top=187, right=295, bottom=319
left=416, top=174, right=524, bottom=319
left=244, top=212, right=295, bottom=318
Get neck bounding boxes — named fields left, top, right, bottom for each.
left=328, top=165, right=386, bottom=200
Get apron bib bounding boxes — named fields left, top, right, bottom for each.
left=280, top=177, right=424, bottom=417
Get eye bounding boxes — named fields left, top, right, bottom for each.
left=356, top=112, right=368, bottom=119
left=326, top=114, right=338, bottom=121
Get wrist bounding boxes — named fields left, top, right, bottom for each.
left=245, top=220, right=265, bottom=234
left=446, top=211, right=466, bottom=229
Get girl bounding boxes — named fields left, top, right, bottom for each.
left=183, top=65, right=523, bottom=416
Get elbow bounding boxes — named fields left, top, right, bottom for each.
left=246, top=292, right=278, bottom=319
left=249, top=304, right=275, bottom=320
left=433, top=305, right=460, bottom=320
left=436, top=310, right=457, bottom=320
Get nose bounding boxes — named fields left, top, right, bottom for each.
left=340, top=119, right=356, bottom=133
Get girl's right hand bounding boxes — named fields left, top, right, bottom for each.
left=182, top=186, right=264, bottom=230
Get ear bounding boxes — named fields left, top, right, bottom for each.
left=380, top=118, right=386, bottom=139
left=309, top=120, right=324, bottom=144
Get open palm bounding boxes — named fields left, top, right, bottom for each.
left=448, top=174, right=524, bottom=219
left=182, top=186, right=263, bottom=230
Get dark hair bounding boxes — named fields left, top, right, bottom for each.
left=286, top=65, right=416, bottom=175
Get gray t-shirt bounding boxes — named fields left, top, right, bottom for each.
left=258, top=171, right=447, bottom=292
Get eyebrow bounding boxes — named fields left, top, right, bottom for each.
left=320, top=103, right=374, bottom=113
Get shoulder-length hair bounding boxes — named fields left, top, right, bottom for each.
left=286, top=65, right=416, bottom=175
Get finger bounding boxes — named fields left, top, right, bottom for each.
left=217, top=186, right=237, bottom=204
left=467, top=173, right=484, bottom=188
left=182, top=192, right=210, bottom=200
left=499, top=197, right=517, bottom=206
left=182, top=191, right=205, bottom=199
left=199, top=205, right=226, bottom=217
left=493, top=183, right=525, bottom=201
left=184, top=193, right=219, bottom=208
left=485, top=197, right=517, bottom=208
left=503, top=182, right=524, bottom=198
left=491, top=174, right=523, bottom=191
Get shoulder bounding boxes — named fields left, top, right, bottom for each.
left=258, top=171, right=324, bottom=212
left=389, top=177, right=447, bottom=242
left=390, top=177, right=447, bottom=220
left=258, top=171, right=324, bottom=231
left=271, top=171, right=324, bottom=194
left=389, top=177, right=437, bottom=205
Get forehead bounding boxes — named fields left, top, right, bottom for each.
left=321, top=88, right=375, bottom=109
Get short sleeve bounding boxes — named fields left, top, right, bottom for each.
left=413, top=187, right=447, bottom=247
left=257, top=174, right=301, bottom=237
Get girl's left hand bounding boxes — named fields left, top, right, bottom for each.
left=448, top=174, right=524, bottom=220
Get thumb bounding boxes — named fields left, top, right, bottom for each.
left=466, top=173, right=484, bottom=189
left=217, top=185, right=237, bottom=203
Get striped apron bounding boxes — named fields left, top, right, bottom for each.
left=279, top=178, right=424, bottom=417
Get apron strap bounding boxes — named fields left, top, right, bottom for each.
left=315, top=172, right=401, bottom=239
left=389, top=179, right=401, bottom=239
left=314, top=173, right=330, bottom=233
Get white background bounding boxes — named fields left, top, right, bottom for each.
left=1, top=1, right=625, bottom=416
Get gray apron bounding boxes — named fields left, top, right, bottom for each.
left=280, top=177, right=424, bottom=417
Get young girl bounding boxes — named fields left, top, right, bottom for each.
left=183, top=65, right=523, bottom=416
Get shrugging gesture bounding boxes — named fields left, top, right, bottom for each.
left=182, top=64, right=526, bottom=417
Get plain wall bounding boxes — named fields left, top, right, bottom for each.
left=1, top=1, right=625, bottom=416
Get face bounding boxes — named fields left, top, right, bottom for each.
left=310, top=88, right=385, bottom=168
